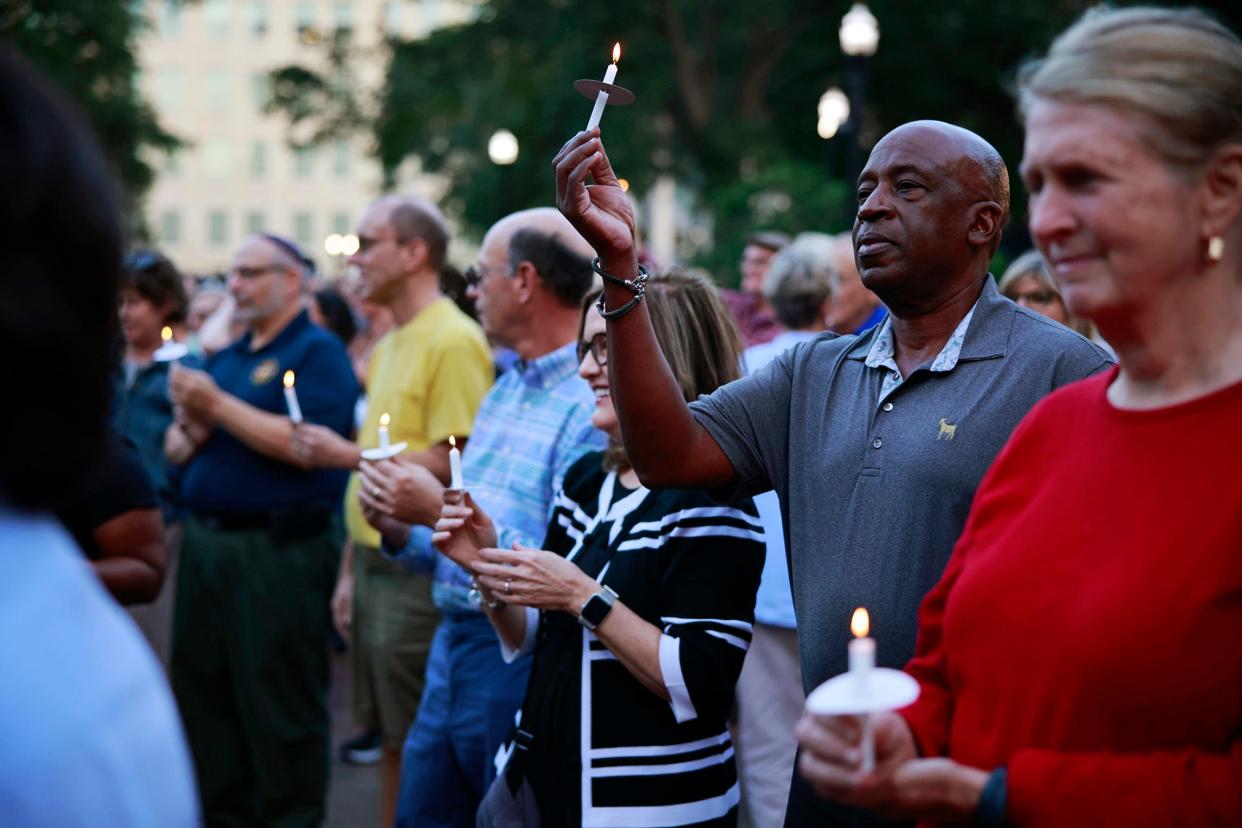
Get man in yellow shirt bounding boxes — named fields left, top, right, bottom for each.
left=291, top=195, right=492, bottom=826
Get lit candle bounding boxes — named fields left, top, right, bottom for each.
left=585, top=42, right=621, bottom=131
left=448, top=435, right=464, bottom=490
left=378, top=412, right=391, bottom=450
left=849, top=607, right=876, bottom=771
left=282, top=370, right=303, bottom=424
left=162, top=326, right=174, bottom=345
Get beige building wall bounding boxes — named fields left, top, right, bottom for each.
left=137, top=0, right=475, bottom=276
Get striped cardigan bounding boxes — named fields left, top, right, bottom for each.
left=503, top=451, right=765, bottom=827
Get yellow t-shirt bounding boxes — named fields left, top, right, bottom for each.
left=345, top=297, right=493, bottom=547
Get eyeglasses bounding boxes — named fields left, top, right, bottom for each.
left=229, top=265, right=281, bottom=280
left=577, top=332, right=608, bottom=367
left=1012, top=289, right=1059, bottom=306
left=464, top=262, right=509, bottom=288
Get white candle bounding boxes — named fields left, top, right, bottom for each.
left=378, top=412, right=391, bottom=450
left=848, top=607, right=876, bottom=772
left=282, top=370, right=303, bottom=424
left=585, top=42, right=621, bottom=131
left=448, top=435, right=464, bottom=490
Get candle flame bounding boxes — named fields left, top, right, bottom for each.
left=161, top=326, right=173, bottom=342
left=379, top=412, right=390, bottom=427
left=612, top=42, right=621, bottom=63
left=851, top=607, right=870, bottom=638
left=449, top=435, right=457, bottom=448
left=283, top=370, right=295, bottom=388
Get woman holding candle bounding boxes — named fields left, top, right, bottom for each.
left=796, top=8, right=1242, bottom=826
left=434, top=269, right=765, bottom=827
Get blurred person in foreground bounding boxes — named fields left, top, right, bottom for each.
left=438, top=270, right=765, bottom=827
left=797, top=8, right=1242, bottom=825
left=0, top=48, right=196, bottom=826
left=167, top=233, right=358, bottom=827
left=359, top=208, right=605, bottom=828
left=722, top=231, right=789, bottom=346
left=736, top=233, right=835, bottom=828
left=825, top=232, right=887, bottom=335
left=553, top=114, right=1112, bottom=826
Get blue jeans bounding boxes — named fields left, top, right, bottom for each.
left=395, top=611, right=532, bottom=828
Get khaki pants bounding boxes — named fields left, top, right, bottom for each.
left=350, top=542, right=440, bottom=750
left=735, top=623, right=804, bottom=828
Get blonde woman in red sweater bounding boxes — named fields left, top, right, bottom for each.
left=797, top=7, right=1242, bottom=826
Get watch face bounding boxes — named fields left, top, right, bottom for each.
left=580, top=592, right=613, bottom=629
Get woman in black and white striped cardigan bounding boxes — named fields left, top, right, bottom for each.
left=436, top=270, right=765, bottom=826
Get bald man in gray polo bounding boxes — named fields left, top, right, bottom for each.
left=551, top=119, right=1112, bottom=827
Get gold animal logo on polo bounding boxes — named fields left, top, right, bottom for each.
left=251, top=358, right=279, bottom=386
left=937, top=418, right=958, bottom=441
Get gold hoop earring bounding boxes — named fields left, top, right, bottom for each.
left=1208, top=236, right=1225, bottom=263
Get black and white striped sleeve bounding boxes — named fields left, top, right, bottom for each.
left=625, top=501, right=766, bottom=724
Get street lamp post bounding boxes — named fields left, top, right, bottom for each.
left=488, top=128, right=519, bottom=213
left=839, top=3, right=879, bottom=194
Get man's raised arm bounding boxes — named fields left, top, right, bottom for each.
left=553, top=129, right=736, bottom=490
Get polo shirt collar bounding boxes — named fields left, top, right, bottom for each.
left=511, top=341, right=580, bottom=389
left=847, top=275, right=1009, bottom=367
left=241, top=309, right=310, bottom=354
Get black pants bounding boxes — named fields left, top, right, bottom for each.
left=171, top=515, right=341, bottom=828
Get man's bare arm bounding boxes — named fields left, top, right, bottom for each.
left=554, top=130, right=735, bottom=489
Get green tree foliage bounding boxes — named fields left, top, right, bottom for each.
left=268, top=0, right=1242, bottom=283
left=2, top=1, right=181, bottom=235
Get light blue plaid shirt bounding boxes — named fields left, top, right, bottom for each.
left=386, top=342, right=607, bottom=611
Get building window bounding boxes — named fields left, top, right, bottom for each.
left=332, top=212, right=350, bottom=235
left=204, top=0, right=230, bottom=38
left=250, top=142, right=267, bottom=178
left=332, top=139, right=350, bottom=176
left=161, top=209, right=181, bottom=243
left=293, top=145, right=314, bottom=178
left=334, top=1, right=354, bottom=35
left=250, top=72, right=271, bottom=112
left=204, top=140, right=232, bottom=179
left=246, top=0, right=268, bottom=37
left=293, top=212, right=313, bottom=247
left=205, top=69, right=231, bottom=112
left=159, top=1, right=183, bottom=36
left=384, top=1, right=403, bottom=36
left=246, top=211, right=266, bottom=234
left=295, top=0, right=315, bottom=36
left=208, top=211, right=229, bottom=248
left=155, top=68, right=184, bottom=113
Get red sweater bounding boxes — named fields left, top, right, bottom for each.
left=900, top=368, right=1242, bottom=827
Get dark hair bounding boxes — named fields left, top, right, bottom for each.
left=0, top=50, right=123, bottom=510
left=122, top=250, right=189, bottom=324
left=509, top=228, right=594, bottom=308
left=390, top=200, right=448, bottom=270
left=580, top=268, right=743, bottom=471
left=312, top=288, right=358, bottom=346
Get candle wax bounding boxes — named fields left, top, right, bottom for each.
left=449, top=444, right=464, bottom=490
left=283, top=386, right=303, bottom=424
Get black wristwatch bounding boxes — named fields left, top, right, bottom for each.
left=577, top=585, right=619, bottom=631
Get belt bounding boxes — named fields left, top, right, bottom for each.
left=195, top=504, right=334, bottom=544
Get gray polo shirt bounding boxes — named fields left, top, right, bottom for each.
left=690, top=277, right=1113, bottom=692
